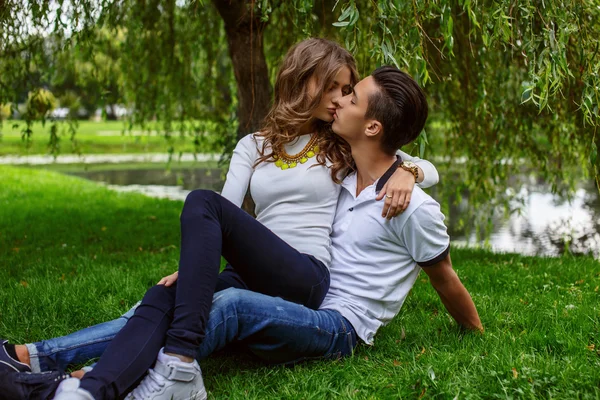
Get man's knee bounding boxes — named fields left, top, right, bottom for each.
left=210, top=287, right=261, bottom=317
left=210, top=288, right=281, bottom=320
left=211, top=287, right=242, bottom=309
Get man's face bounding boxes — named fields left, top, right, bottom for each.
left=331, top=76, right=379, bottom=141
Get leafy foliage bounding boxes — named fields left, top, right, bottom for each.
left=1, top=1, right=599, bottom=219
left=324, top=0, right=600, bottom=229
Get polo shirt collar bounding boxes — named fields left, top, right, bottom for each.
left=341, top=155, right=403, bottom=197
left=374, top=156, right=403, bottom=193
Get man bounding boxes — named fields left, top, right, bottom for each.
left=1, top=66, right=482, bottom=400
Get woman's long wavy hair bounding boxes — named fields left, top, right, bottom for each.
left=255, top=38, right=359, bottom=182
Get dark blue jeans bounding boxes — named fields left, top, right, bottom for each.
left=77, top=287, right=355, bottom=399
left=79, top=189, right=330, bottom=398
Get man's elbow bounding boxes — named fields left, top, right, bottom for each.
left=430, top=271, right=461, bottom=294
left=424, top=258, right=458, bottom=289
left=429, top=168, right=440, bottom=186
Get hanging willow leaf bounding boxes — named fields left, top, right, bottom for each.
left=0, top=0, right=598, bottom=227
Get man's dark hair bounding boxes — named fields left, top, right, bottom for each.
left=366, top=66, right=428, bottom=154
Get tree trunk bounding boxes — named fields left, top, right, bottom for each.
left=211, top=0, right=272, bottom=140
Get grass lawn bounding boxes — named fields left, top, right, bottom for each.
left=0, top=121, right=222, bottom=156
left=1, top=165, right=599, bottom=399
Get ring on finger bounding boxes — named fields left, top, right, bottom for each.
left=385, top=194, right=393, bottom=199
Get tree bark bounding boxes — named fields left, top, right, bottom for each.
left=211, top=0, right=272, bottom=140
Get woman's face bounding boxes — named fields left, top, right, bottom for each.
left=308, top=66, right=353, bottom=123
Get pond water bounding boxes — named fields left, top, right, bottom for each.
left=65, top=167, right=600, bottom=258
left=435, top=182, right=600, bottom=258
left=69, top=168, right=224, bottom=200
left=0, top=153, right=218, bottom=165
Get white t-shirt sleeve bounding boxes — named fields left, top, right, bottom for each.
left=220, top=134, right=259, bottom=207
left=397, top=150, right=439, bottom=189
left=399, top=200, right=450, bottom=266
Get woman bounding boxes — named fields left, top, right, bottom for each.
left=4, top=39, right=438, bottom=400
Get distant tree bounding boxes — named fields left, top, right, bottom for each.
left=1, top=1, right=598, bottom=207
left=51, top=28, right=125, bottom=119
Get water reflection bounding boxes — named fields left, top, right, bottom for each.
left=67, top=167, right=600, bottom=258
left=447, top=185, right=600, bottom=258
left=67, top=168, right=223, bottom=201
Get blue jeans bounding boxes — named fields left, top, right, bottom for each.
left=164, top=189, right=329, bottom=358
left=28, top=288, right=357, bottom=399
left=26, top=304, right=139, bottom=374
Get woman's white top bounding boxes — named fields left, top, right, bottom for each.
left=220, top=134, right=439, bottom=268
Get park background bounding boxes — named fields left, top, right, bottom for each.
left=1, top=1, right=599, bottom=398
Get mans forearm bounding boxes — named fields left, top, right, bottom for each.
left=434, top=274, right=482, bottom=331
left=422, top=255, right=483, bottom=332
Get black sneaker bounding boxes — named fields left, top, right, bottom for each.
left=0, top=340, right=31, bottom=373
left=0, top=370, right=69, bottom=400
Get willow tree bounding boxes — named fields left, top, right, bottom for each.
left=1, top=1, right=598, bottom=222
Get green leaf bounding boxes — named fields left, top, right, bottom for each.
left=482, top=32, right=490, bottom=47
left=333, top=21, right=350, bottom=27
left=339, top=5, right=353, bottom=21
left=350, top=8, right=360, bottom=25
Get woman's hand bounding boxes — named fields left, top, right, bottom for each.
left=158, top=271, right=179, bottom=286
left=376, top=167, right=417, bottom=219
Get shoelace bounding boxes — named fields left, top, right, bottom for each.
left=128, top=367, right=167, bottom=399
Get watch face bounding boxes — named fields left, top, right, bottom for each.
left=403, top=161, right=417, bottom=168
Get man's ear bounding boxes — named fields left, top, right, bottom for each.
left=365, top=120, right=383, bottom=138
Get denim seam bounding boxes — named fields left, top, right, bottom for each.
left=202, top=311, right=337, bottom=348
left=37, top=335, right=119, bottom=358
left=30, top=335, right=118, bottom=373
left=239, top=311, right=337, bottom=337
left=203, top=310, right=338, bottom=347
left=339, top=316, right=348, bottom=333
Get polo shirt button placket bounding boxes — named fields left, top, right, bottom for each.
left=341, top=203, right=357, bottom=231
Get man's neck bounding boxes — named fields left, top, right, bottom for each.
left=351, top=143, right=397, bottom=196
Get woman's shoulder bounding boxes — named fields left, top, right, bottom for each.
left=237, top=132, right=266, bottom=146
left=233, top=132, right=263, bottom=151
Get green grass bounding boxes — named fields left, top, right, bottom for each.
left=0, top=120, right=221, bottom=156
left=1, top=165, right=599, bottom=399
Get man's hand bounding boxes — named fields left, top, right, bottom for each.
left=421, top=254, right=483, bottom=332
left=158, top=271, right=178, bottom=287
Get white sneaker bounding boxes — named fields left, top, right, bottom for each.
left=125, top=348, right=207, bottom=400
left=53, top=377, right=95, bottom=400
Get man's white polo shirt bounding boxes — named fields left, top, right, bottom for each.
left=320, top=159, right=450, bottom=344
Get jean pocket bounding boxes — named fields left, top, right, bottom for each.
left=337, top=318, right=358, bottom=357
